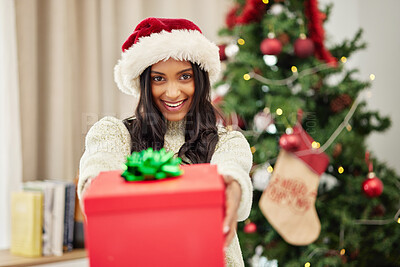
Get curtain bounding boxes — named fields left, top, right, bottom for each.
left=15, top=0, right=231, bottom=182
left=0, top=0, right=23, bottom=249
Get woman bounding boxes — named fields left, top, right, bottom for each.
left=78, top=17, right=253, bottom=266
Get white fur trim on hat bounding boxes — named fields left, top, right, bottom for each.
left=114, top=29, right=221, bottom=97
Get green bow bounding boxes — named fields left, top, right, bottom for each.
left=121, top=148, right=183, bottom=182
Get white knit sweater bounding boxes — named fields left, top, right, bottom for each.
left=78, top=116, right=253, bottom=267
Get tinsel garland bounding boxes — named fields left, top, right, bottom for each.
left=225, top=0, right=267, bottom=29
left=304, top=0, right=337, bottom=66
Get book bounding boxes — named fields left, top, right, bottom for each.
left=63, top=182, right=76, bottom=252
left=73, top=177, right=85, bottom=249
left=46, top=180, right=76, bottom=253
left=11, top=191, right=43, bottom=257
left=45, top=180, right=66, bottom=256
left=23, top=181, right=55, bottom=256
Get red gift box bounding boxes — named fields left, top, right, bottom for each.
left=83, top=163, right=225, bottom=267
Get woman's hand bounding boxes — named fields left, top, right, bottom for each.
left=222, top=175, right=242, bottom=249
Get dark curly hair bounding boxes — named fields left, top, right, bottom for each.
left=123, top=62, right=219, bottom=164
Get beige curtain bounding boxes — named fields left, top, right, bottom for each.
left=15, top=0, right=231, bottom=182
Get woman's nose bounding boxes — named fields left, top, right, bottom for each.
left=165, top=84, right=180, bottom=99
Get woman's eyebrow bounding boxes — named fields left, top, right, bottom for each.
left=177, top=68, right=193, bottom=74
left=151, top=68, right=193, bottom=75
left=151, top=70, right=165, bottom=75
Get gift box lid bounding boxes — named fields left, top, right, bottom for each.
left=84, top=163, right=224, bottom=214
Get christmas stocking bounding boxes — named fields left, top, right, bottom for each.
left=259, top=124, right=329, bottom=246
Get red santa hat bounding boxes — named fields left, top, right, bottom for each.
left=114, top=17, right=221, bottom=97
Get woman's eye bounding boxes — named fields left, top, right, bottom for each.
left=152, top=76, right=164, bottom=82
left=180, top=74, right=192, bottom=80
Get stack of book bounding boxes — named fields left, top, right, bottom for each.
left=11, top=180, right=77, bottom=257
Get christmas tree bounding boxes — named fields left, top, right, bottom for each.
left=216, top=0, right=400, bottom=266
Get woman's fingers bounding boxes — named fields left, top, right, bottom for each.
left=223, top=211, right=237, bottom=249
left=222, top=175, right=241, bottom=248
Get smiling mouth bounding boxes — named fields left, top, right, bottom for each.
left=162, top=99, right=186, bottom=108
left=161, top=99, right=187, bottom=112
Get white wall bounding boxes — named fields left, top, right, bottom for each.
left=321, top=0, right=400, bottom=174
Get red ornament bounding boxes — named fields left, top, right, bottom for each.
left=362, top=172, right=384, bottom=198
left=277, top=33, right=290, bottom=46
left=218, top=44, right=227, bottom=61
left=243, top=222, right=257, bottom=233
left=330, top=94, right=352, bottom=113
left=279, top=134, right=301, bottom=151
left=294, top=35, right=315, bottom=58
left=260, top=37, right=282, bottom=55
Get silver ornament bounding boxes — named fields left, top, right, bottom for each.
left=225, top=43, right=239, bottom=58
left=319, top=172, right=339, bottom=192
left=268, top=4, right=284, bottom=15
left=215, top=83, right=230, bottom=96
left=252, top=164, right=272, bottom=191
left=254, top=111, right=273, bottom=132
left=263, top=55, right=278, bottom=66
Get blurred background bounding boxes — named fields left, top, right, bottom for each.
left=1, top=0, right=399, bottom=262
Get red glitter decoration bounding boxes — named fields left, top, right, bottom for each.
left=225, top=0, right=267, bottom=29
left=226, top=5, right=239, bottom=29
left=304, top=0, right=337, bottom=67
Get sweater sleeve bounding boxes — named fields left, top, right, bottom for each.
left=78, top=116, right=131, bottom=200
left=210, top=129, right=253, bottom=222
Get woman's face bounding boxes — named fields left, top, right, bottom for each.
left=151, top=58, right=195, bottom=121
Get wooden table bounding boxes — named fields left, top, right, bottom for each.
left=0, top=249, right=87, bottom=267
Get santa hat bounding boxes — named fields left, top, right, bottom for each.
left=114, top=17, right=221, bottom=97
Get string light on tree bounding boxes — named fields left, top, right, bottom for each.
left=237, top=38, right=245, bottom=46
left=338, top=166, right=344, bottom=174
left=243, top=73, right=251, bottom=80
left=267, top=166, right=273, bottom=173
left=340, top=249, right=346, bottom=256
left=250, top=61, right=334, bottom=86
left=311, top=141, right=321, bottom=149
left=369, top=74, right=376, bottom=81
left=340, top=56, right=347, bottom=63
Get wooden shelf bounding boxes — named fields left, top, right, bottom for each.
left=0, top=249, right=87, bottom=267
